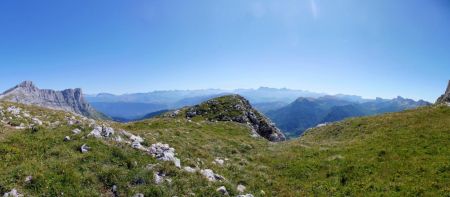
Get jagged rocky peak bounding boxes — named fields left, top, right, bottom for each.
left=0, top=81, right=107, bottom=119
left=184, top=94, right=286, bottom=142
left=436, top=80, right=450, bottom=104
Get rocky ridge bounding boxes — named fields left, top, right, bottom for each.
left=436, top=80, right=450, bottom=105
left=182, top=94, right=286, bottom=142
left=0, top=81, right=106, bottom=119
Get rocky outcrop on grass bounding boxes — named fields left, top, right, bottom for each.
left=185, top=95, right=286, bottom=141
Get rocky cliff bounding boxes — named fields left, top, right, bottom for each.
left=436, top=80, right=450, bottom=104
left=184, top=94, right=286, bottom=142
left=0, top=81, right=107, bottom=119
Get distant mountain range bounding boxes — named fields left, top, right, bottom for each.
left=266, top=95, right=430, bottom=138
left=85, top=87, right=325, bottom=121
left=85, top=88, right=430, bottom=128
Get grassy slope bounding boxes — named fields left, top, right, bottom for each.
left=0, top=102, right=449, bottom=196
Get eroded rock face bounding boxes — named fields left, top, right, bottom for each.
left=185, top=95, right=286, bottom=142
left=0, top=81, right=106, bottom=119
left=436, top=80, right=450, bottom=104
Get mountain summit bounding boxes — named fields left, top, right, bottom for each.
left=436, top=80, right=450, bottom=104
left=0, top=81, right=106, bottom=119
left=183, top=95, right=286, bottom=141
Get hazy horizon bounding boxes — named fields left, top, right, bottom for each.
left=0, top=80, right=438, bottom=102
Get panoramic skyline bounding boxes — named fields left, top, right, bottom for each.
left=1, top=0, right=449, bottom=102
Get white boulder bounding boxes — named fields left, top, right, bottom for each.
left=216, top=186, right=229, bottom=196
left=200, top=169, right=224, bottom=182
left=2, top=189, right=22, bottom=197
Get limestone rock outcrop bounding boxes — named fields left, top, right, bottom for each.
left=185, top=95, right=286, bottom=141
left=436, top=80, right=450, bottom=104
left=0, top=81, right=107, bottom=119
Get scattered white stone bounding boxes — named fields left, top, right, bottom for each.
left=149, top=143, right=181, bottom=167
left=237, top=184, right=246, bottom=193
left=121, top=130, right=144, bottom=143
left=111, top=185, right=118, bottom=197
left=132, top=194, right=144, bottom=197
left=114, top=135, right=123, bottom=143
left=216, top=186, right=229, bottom=196
left=89, top=126, right=102, bottom=138
left=200, top=169, right=224, bottom=182
left=67, top=120, right=75, bottom=125
left=64, top=136, right=71, bottom=142
left=80, top=144, right=90, bottom=153
left=88, top=126, right=114, bottom=138
left=183, top=166, right=197, bottom=173
left=173, top=158, right=181, bottom=168
left=32, top=117, right=43, bottom=125
left=7, top=106, right=21, bottom=115
left=104, top=126, right=114, bottom=137
left=72, top=128, right=81, bottom=134
left=154, top=172, right=165, bottom=184
left=131, top=141, right=147, bottom=151
left=2, top=188, right=23, bottom=197
left=24, top=176, right=33, bottom=183
left=213, top=158, right=225, bottom=166
left=130, top=135, right=144, bottom=143
left=51, top=121, right=60, bottom=127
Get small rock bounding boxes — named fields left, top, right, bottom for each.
left=237, top=195, right=254, bottom=197
left=80, top=144, right=90, bottom=153
left=200, top=169, right=224, bottom=182
left=88, top=126, right=102, bottom=138
left=72, top=128, right=81, bottom=134
left=237, top=184, right=246, bottom=193
left=24, top=176, right=33, bottom=183
left=31, top=117, right=43, bottom=125
left=2, top=188, right=23, bottom=197
left=88, top=126, right=114, bottom=138
left=132, top=194, right=144, bottom=197
left=173, top=158, right=181, bottom=168
left=64, top=136, right=71, bottom=142
left=7, top=106, right=21, bottom=115
left=216, top=186, right=229, bottom=196
left=104, top=126, right=115, bottom=137
left=121, top=130, right=144, bottom=142
left=214, top=158, right=225, bottom=166
left=154, top=172, right=165, bottom=184
left=149, top=143, right=181, bottom=168
left=183, top=166, right=197, bottom=173
left=111, top=185, right=118, bottom=197
left=114, top=135, right=123, bottom=142
left=131, top=140, right=148, bottom=151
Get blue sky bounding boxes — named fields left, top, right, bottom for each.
left=0, top=0, right=449, bottom=102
